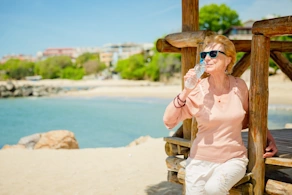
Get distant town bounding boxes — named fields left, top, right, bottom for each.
left=0, top=20, right=255, bottom=67
left=0, top=42, right=154, bottom=68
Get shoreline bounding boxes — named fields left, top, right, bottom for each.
left=1, top=72, right=291, bottom=105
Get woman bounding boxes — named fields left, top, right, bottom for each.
left=163, top=35, right=277, bottom=195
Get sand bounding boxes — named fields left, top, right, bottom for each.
left=0, top=74, right=291, bottom=195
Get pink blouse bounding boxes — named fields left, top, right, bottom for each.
left=164, top=75, right=248, bottom=163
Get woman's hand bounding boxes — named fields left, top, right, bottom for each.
left=263, top=139, right=278, bottom=158
left=263, top=130, right=278, bottom=158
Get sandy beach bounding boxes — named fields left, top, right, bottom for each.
left=0, top=74, right=291, bottom=195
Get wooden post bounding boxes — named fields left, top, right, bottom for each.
left=181, top=0, right=199, bottom=141
left=181, top=1, right=199, bottom=194
left=248, top=34, right=270, bottom=195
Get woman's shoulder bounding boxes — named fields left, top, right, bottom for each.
left=229, top=75, right=248, bottom=90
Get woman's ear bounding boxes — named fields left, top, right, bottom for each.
left=225, top=56, right=232, bottom=68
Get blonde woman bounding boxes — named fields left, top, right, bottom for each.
left=163, top=35, right=277, bottom=195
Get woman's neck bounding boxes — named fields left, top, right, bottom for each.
left=209, top=74, right=229, bottom=95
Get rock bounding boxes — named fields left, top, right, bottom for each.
left=127, top=135, right=151, bottom=147
left=2, top=144, right=26, bottom=149
left=34, top=130, right=79, bottom=149
left=5, top=81, right=15, bottom=91
left=18, top=133, right=41, bottom=149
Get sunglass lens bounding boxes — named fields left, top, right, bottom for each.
left=200, top=52, right=207, bottom=59
left=210, top=50, right=218, bottom=58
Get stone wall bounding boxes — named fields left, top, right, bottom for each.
left=0, top=81, right=63, bottom=98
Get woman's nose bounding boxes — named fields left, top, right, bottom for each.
left=204, top=55, right=211, bottom=61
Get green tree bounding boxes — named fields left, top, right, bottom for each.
left=76, top=52, right=100, bottom=67
left=115, top=54, right=146, bottom=80
left=60, top=67, right=84, bottom=80
left=83, top=59, right=106, bottom=75
left=35, top=56, right=72, bottom=79
left=199, top=4, right=241, bottom=32
left=1, top=59, right=35, bottom=80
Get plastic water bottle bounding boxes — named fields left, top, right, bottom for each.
left=184, top=60, right=206, bottom=89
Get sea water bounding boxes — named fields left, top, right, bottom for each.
left=0, top=97, right=291, bottom=148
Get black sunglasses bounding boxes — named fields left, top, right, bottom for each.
left=200, top=50, right=226, bottom=59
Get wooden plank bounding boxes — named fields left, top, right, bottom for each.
left=166, top=156, right=185, bottom=172
left=156, top=38, right=181, bottom=53
left=181, top=0, right=199, bottom=140
left=265, top=179, right=292, bottom=195
left=265, top=157, right=292, bottom=168
left=230, top=183, right=253, bottom=195
left=164, top=137, right=191, bottom=147
left=167, top=171, right=181, bottom=184
left=234, top=173, right=253, bottom=187
left=249, top=34, right=270, bottom=194
left=270, top=51, right=292, bottom=81
left=165, top=31, right=215, bottom=48
left=232, top=52, right=251, bottom=77
left=252, top=16, right=292, bottom=37
left=157, top=39, right=292, bottom=53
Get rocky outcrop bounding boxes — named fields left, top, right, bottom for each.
left=0, top=81, right=62, bottom=98
left=34, top=130, right=79, bottom=149
left=2, top=130, right=79, bottom=150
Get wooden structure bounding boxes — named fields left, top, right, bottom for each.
left=156, top=1, right=292, bottom=194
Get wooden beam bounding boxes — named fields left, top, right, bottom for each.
left=265, top=179, right=292, bottom=195
left=181, top=0, right=199, bottom=140
left=163, top=137, right=191, bottom=147
left=265, top=157, right=292, bottom=168
left=167, top=171, right=181, bottom=184
left=164, top=142, right=189, bottom=156
left=157, top=39, right=292, bottom=53
left=165, top=31, right=215, bottom=48
left=171, top=125, right=184, bottom=138
left=166, top=156, right=185, bottom=172
left=248, top=34, right=270, bottom=195
left=232, top=52, right=251, bottom=77
left=270, top=51, right=292, bottom=81
left=252, top=16, right=292, bottom=37
left=156, top=39, right=181, bottom=53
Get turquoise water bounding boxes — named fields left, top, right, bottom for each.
left=0, top=97, right=291, bottom=148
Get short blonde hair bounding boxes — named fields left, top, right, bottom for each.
left=203, top=35, right=236, bottom=74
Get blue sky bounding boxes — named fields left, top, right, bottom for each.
left=0, top=0, right=291, bottom=58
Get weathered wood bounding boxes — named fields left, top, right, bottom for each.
left=164, top=142, right=189, bottom=156
left=231, top=183, right=254, bottom=195
left=265, top=157, right=292, bottom=168
left=181, top=0, right=199, bottom=140
left=270, top=51, right=292, bottom=81
left=156, top=38, right=181, bottom=53
left=232, top=52, right=251, bottom=77
left=252, top=16, right=292, bottom=37
left=157, top=39, right=292, bottom=53
left=177, top=168, right=185, bottom=184
left=166, top=156, right=185, bottom=172
left=234, top=173, right=253, bottom=187
left=165, top=31, right=215, bottom=48
left=265, top=179, right=292, bottom=195
left=229, top=189, right=243, bottom=195
left=190, top=42, right=205, bottom=145
left=167, top=171, right=181, bottom=184
left=164, top=137, right=191, bottom=147
left=248, top=34, right=270, bottom=194
left=172, top=125, right=184, bottom=138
